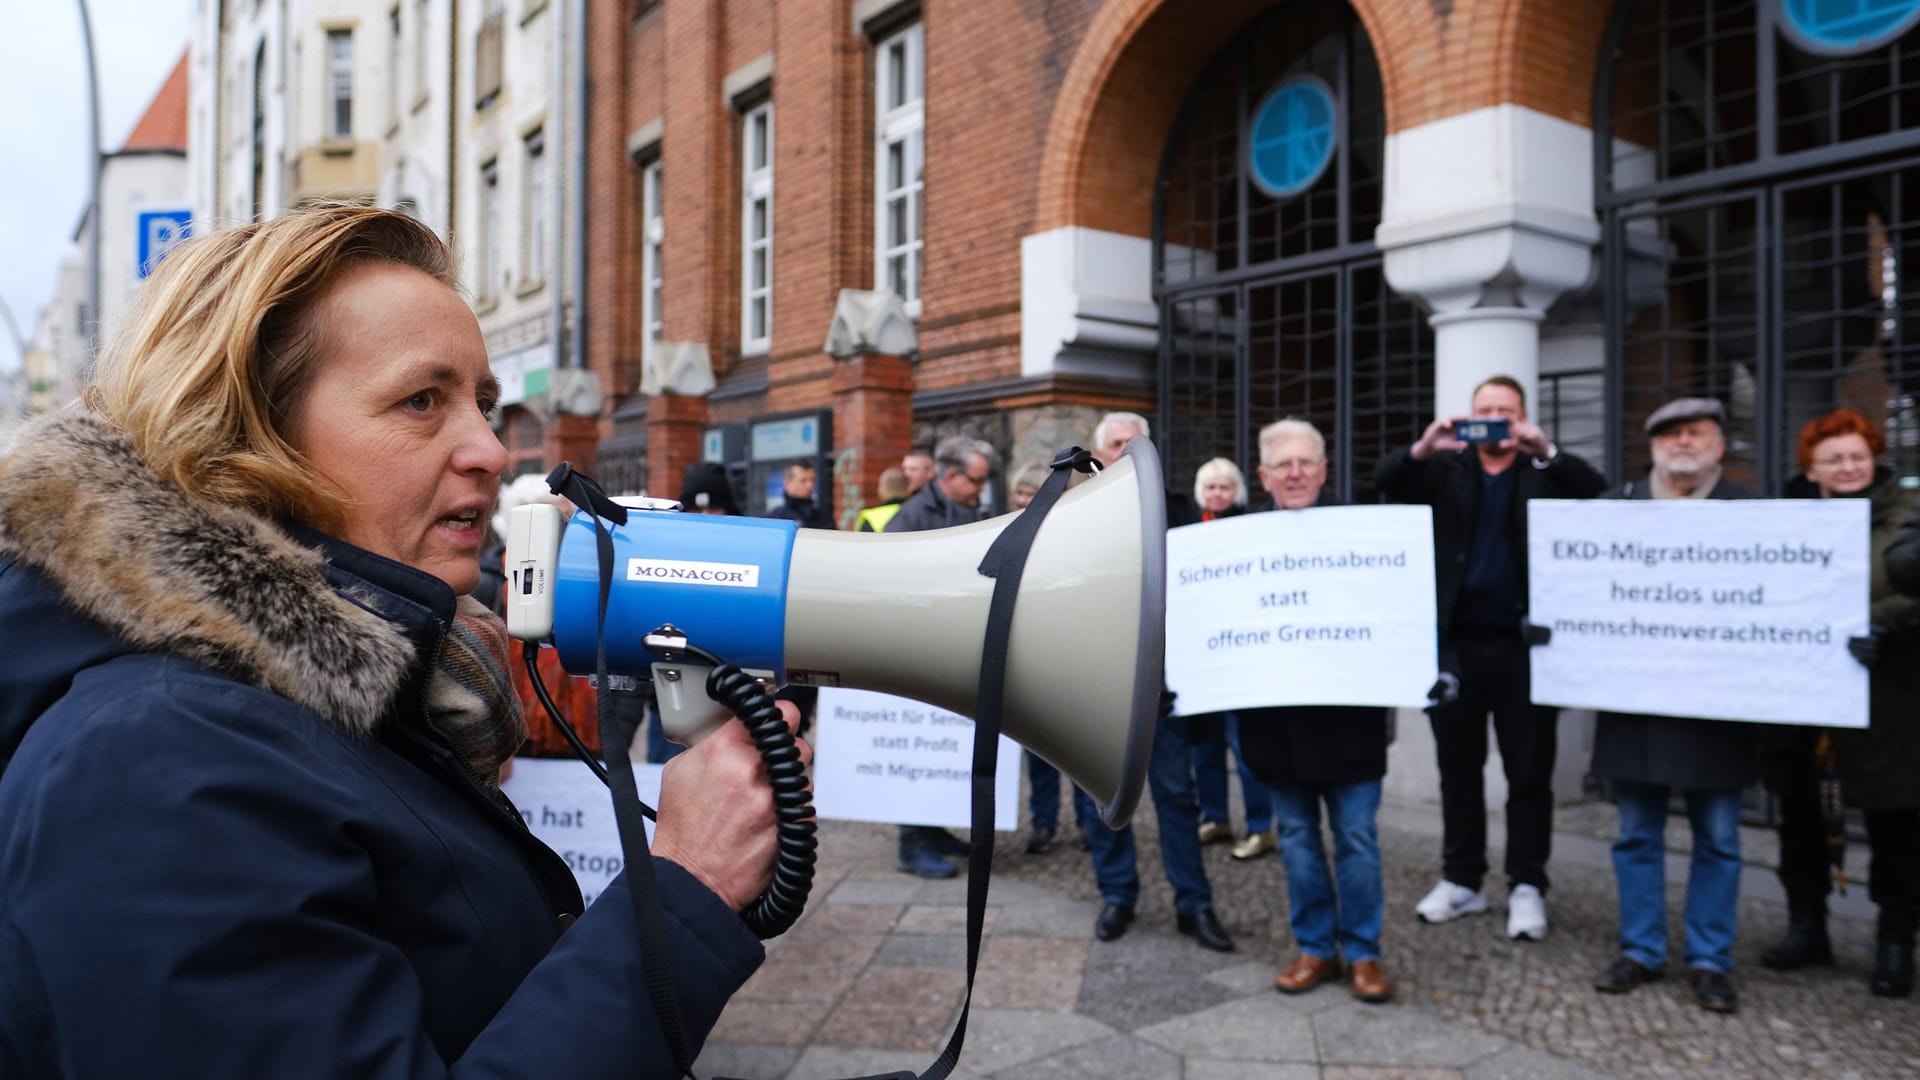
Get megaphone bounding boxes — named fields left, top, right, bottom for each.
left=505, top=438, right=1166, bottom=827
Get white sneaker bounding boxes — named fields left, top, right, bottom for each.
left=1507, top=884, right=1548, bottom=941
left=1415, top=879, right=1488, bottom=924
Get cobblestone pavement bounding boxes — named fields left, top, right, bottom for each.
left=698, top=785, right=1917, bottom=1080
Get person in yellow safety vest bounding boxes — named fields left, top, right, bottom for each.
left=856, top=466, right=912, bottom=532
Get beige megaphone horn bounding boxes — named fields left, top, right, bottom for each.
left=506, top=438, right=1167, bottom=827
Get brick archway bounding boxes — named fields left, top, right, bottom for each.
left=1034, top=0, right=1619, bottom=239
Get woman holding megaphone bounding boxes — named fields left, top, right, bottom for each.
left=0, top=206, right=803, bottom=1077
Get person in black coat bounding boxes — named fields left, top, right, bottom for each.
left=764, top=460, right=836, bottom=530
left=1375, top=375, right=1608, bottom=941
left=1588, top=398, right=1754, bottom=1013
left=1235, top=419, right=1395, bottom=1004
left=0, top=207, right=801, bottom=1078
left=883, top=435, right=999, bottom=878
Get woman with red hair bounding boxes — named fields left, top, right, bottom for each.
left=1761, top=408, right=1918, bottom=998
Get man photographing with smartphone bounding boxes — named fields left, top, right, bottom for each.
left=1376, top=375, right=1607, bottom=943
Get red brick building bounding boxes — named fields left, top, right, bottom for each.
left=563, top=0, right=1920, bottom=518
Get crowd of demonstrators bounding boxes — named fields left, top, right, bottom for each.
left=1232, top=419, right=1396, bottom=1004
left=902, top=446, right=936, bottom=495
left=1376, top=375, right=1609, bottom=942
left=1588, top=398, right=1754, bottom=1012
left=1188, top=457, right=1278, bottom=862
left=1756, top=408, right=1920, bottom=999
left=884, top=435, right=1000, bottom=879
left=0, top=206, right=804, bottom=1076
left=1071, top=412, right=1236, bottom=953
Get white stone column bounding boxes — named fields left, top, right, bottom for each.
left=1376, top=105, right=1602, bottom=418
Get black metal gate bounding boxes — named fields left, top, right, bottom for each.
left=1153, top=0, right=1432, bottom=501
left=1598, top=0, right=1920, bottom=491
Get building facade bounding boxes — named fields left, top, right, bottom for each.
left=569, top=0, right=1920, bottom=528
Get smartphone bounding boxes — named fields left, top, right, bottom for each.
left=1453, top=418, right=1511, bottom=443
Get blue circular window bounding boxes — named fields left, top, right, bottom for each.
left=1779, top=0, right=1920, bottom=56
left=1248, top=76, right=1338, bottom=200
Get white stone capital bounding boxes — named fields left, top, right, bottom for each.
left=1376, top=105, right=1601, bottom=316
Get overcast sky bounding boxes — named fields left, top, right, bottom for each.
left=0, top=0, right=194, bottom=373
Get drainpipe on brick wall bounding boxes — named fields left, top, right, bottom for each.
left=569, top=0, right=587, bottom=371
left=548, top=0, right=566, bottom=365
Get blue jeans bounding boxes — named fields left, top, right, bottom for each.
left=1084, top=711, right=1213, bottom=915
left=1027, top=750, right=1060, bottom=829
left=1191, top=714, right=1272, bottom=833
left=1611, top=780, right=1743, bottom=974
left=1270, top=779, right=1384, bottom=963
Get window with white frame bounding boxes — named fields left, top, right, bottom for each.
left=479, top=158, right=501, bottom=300
left=740, top=101, right=773, bottom=354
left=642, top=160, right=665, bottom=351
left=875, top=22, right=924, bottom=312
left=327, top=29, right=354, bottom=139
left=413, top=0, right=430, bottom=102
left=387, top=7, right=401, bottom=128
left=525, top=128, right=547, bottom=286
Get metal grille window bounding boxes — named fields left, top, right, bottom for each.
left=741, top=101, right=774, bottom=354
left=642, top=160, right=665, bottom=351
left=525, top=129, right=547, bottom=285
left=327, top=30, right=353, bottom=140
left=1599, top=0, right=1920, bottom=490
left=1155, top=0, right=1425, bottom=501
left=876, top=22, right=925, bottom=312
left=251, top=42, right=267, bottom=221
left=479, top=159, right=501, bottom=300
left=413, top=0, right=429, bottom=104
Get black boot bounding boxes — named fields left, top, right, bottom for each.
left=1871, top=908, right=1916, bottom=998
left=1760, top=892, right=1833, bottom=971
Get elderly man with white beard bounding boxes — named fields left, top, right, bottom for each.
left=1589, top=397, right=1758, bottom=1014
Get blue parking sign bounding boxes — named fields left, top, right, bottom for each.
left=138, top=210, right=192, bottom=279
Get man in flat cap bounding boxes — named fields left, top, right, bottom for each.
left=1589, top=395, right=1754, bottom=1013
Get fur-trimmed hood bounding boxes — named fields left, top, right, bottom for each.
left=0, top=410, right=415, bottom=737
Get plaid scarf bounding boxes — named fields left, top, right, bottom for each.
left=425, top=595, right=526, bottom=789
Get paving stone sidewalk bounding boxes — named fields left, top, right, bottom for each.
left=696, top=794, right=1916, bottom=1080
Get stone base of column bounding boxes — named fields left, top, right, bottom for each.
left=1428, top=307, right=1548, bottom=415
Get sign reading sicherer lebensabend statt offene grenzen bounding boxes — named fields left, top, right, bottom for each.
left=1164, top=505, right=1439, bottom=715
left=1527, top=499, right=1869, bottom=727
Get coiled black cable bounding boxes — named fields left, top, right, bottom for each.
left=702, top=661, right=818, bottom=940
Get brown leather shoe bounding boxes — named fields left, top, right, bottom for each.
left=1350, top=959, right=1393, bottom=1003
left=1272, top=953, right=1340, bottom=994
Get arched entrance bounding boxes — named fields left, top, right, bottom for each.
left=1597, top=0, right=1920, bottom=489
left=1153, top=0, right=1431, bottom=500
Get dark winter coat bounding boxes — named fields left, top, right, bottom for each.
left=1221, top=496, right=1391, bottom=788
left=884, top=475, right=986, bottom=533
left=1374, top=443, right=1608, bottom=637
left=0, top=412, right=762, bottom=1079
left=1589, top=474, right=1759, bottom=792
left=1832, top=475, right=1920, bottom=810
left=1887, top=496, right=1920, bottom=598
left=767, top=492, right=836, bottom=530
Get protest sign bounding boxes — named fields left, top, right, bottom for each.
left=812, top=687, right=1020, bottom=830
left=502, top=757, right=661, bottom=905
left=1165, top=505, right=1438, bottom=714
left=1528, top=499, right=1869, bottom=727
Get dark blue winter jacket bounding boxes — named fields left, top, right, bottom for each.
left=0, top=412, right=763, bottom=1079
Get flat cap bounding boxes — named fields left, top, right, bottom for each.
left=1644, top=397, right=1726, bottom=436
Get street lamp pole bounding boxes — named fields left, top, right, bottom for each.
left=76, top=0, right=103, bottom=369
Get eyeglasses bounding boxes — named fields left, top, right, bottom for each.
left=1812, top=452, right=1875, bottom=469
left=1262, top=458, right=1323, bottom=475
left=961, top=470, right=991, bottom=486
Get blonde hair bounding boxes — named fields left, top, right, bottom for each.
left=86, top=205, right=458, bottom=532
left=1192, top=457, right=1248, bottom=508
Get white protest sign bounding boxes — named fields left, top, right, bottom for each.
left=812, top=687, right=1020, bottom=830
left=1528, top=499, right=1869, bottom=727
left=1165, top=505, right=1438, bottom=714
left=502, top=756, right=662, bottom=905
